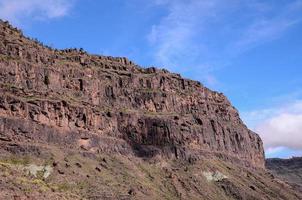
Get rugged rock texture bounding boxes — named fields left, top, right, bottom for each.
left=0, top=20, right=264, bottom=168
left=266, top=157, right=302, bottom=192
left=0, top=20, right=301, bottom=199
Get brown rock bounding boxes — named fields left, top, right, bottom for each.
left=0, top=19, right=300, bottom=199
left=0, top=20, right=264, bottom=169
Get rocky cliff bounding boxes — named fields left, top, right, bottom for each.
left=0, top=20, right=264, bottom=168
left=2, top=20, right=301, bottom=200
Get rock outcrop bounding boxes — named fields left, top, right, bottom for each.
left=0, top=19, right=264, bottom=169
left=1, top=19, right=302, bottom=200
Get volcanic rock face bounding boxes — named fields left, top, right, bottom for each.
left=0, top=20, right=264, bottom=168
left=2, top=19, right=302, bottom=200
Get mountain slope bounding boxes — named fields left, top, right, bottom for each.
left=266, top=157, right=302, bottom=192
left=0, top=19, right=301, bottom=199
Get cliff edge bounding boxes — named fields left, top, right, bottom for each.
left=0, top=20, right=264, bottom=168
left=1, top=20, right=300, bottom=200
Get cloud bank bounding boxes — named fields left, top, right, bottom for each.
left=243, top=100, right=302, bottom=156
left=0, top=0, right=74, bottom=25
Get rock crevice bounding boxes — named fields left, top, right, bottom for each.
left=0, top=19, right=264, bottom=168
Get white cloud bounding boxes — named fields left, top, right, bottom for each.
left=242, top=101, right=302, bottom=151
left=147, top=0, right=302, bottom=87
left=233, top=19, right=297, bottom=53
left=258, top=113, right=302, bottom=149
left=233, top=1, right=302, bottom=54
left=147, top=0, right=222, bottom=71
left=0, top=0, right=74, bottom=25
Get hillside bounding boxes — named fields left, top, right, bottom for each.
left=0, top=19, right=301, bottom=199
left=266, top=157, right=302, bottom=193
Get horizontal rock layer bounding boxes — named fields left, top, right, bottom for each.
left=0, top=20, right=264, bottom=168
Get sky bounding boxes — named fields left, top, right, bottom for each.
left=0, top=0, right=302, bottom=158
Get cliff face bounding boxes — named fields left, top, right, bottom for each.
left=2, top=20, right=302, bottom=200
left=0, top=20, right=264, bottom=168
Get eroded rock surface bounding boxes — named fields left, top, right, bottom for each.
left=1, top=19, right=302, bottom=200
left=0, top=20, right=264, bottom=169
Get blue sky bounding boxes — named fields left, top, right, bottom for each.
left=1, top=0, right=302, bottom=158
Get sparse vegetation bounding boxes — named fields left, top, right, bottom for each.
left=2, top=155, right=31, bottom=165
left=0, top=144, right=301, bottom=199
left=0, top=19, right=301, bottom=200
